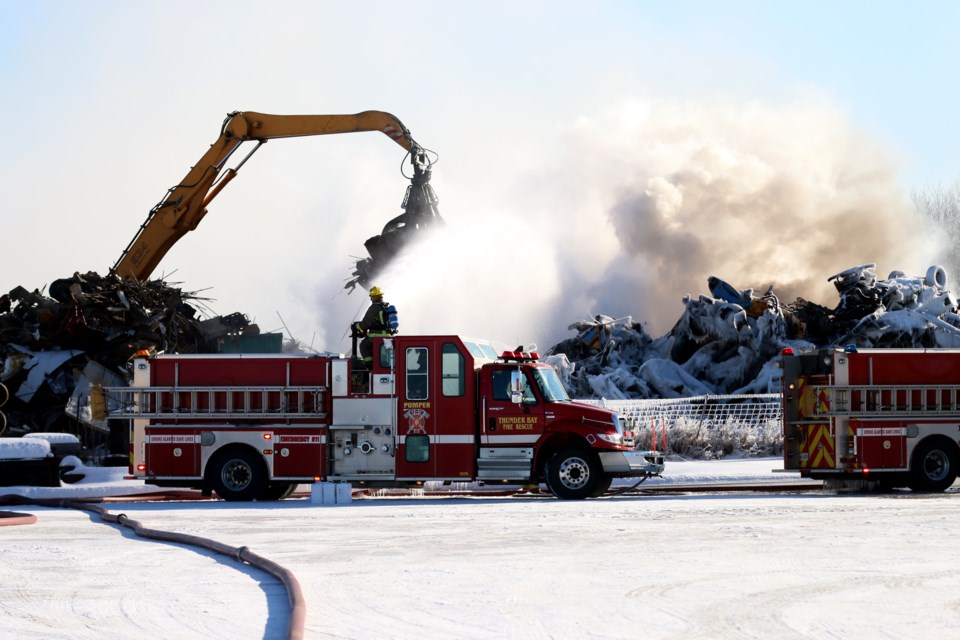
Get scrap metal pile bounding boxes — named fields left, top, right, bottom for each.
left=547, top=264, right=960, bottom=400
left=0, top=271, right=261, bottom=445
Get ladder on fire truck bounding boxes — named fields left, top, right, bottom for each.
left=811, top=384, right=960, bottom=418
left=106, top=384, right=328, bottom=420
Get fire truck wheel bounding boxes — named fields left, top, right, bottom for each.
left=545, top=447, right=602, bottom=500
left=259, top=482, right=296, bottom=501
left=590, top=475, right=613, bottom=498
left=210, top=447, right=267, bottom=502
left=908, top=439, right=959, bottom=493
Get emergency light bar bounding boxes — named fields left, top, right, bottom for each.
left=499, top=351, right=540, bottom=362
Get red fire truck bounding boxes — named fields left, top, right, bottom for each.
left=782, top=347, right=960, bottom=492
left=107, top=335, right=664, bottom=500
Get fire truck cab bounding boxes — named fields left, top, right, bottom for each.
left=113, top=335, right=664, bottom=500
left=782, top=347, right=960, bottom=492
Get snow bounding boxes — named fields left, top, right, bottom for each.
left=0, top=437, right=50, bottom=461
left=3, top=460, right=960, bottom=639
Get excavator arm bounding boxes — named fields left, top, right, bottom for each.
left=111, top=110, right=437, bottom=283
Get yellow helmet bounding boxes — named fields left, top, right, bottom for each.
left=369, top=286, right=383, bottom=299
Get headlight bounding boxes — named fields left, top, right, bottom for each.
left=596, top=432, right=622, bottom=445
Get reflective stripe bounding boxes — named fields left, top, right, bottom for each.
left=426, top=435, right=474, bottom=444
left=485, top=434, right=540, bottom=444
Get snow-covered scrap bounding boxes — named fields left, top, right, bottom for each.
left=0, top=271, right=265, bottom=447
left=548, top=264, right=960, bottom=400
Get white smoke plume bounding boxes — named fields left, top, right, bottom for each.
left=323, top=96, right=944, bottom=352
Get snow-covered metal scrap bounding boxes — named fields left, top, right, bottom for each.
left=548, top=264, right=960, bottom=402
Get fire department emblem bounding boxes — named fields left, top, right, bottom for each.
left=403, top=408, right=429, bottom=434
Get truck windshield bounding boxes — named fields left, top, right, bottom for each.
left=532, top=366, right=570, bottom=403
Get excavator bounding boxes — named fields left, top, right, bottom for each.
left=110, top=111, right=443, bottom=291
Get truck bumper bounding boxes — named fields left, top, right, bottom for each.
left=598, top=450, right=665, bottom=477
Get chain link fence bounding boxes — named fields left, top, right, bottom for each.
left=580, top=394, right=784, bottom=458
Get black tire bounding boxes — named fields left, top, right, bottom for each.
left=908, top=439, right=959, bottom=493
left=590, top=475, right=613, bottom=498
left=545, top=446, right=602, bottom=500
left=259, top=482, right=296, bottom=501
left=209, top=447, right=267, bottom=501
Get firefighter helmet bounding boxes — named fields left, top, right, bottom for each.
left=369, top=286, right=383, bottom=299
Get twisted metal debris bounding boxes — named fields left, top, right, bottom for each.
left=0, top=272, right=258, bottom=452
left=548, top=264, right=960, bottom=400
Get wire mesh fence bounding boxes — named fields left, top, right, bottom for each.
left=579, top=394, right=784, bottom=458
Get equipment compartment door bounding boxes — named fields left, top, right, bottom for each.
left=273, top=430, right=326, bottom=479
left=144, top=429, right=199, bottom=477
left=855, top=421, right=907, bottom=470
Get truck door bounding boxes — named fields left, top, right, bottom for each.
left=395, top=343, right=436, bottom=478
left=480, top=365, right=545, bottom=447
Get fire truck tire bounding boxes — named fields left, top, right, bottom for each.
left=209, top=447, right=267, bottom=502
left=590, top=475, right=613, bottom=497
left=259, top=482, right=296, bottom=501
left=908, top=439, right=959, bottom=493
left=545, top=447, right=602, bottom=500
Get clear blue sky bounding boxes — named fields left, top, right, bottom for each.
left=3, top=1, right=958, bottom=188
left=2, top=0, right=959, bottom=345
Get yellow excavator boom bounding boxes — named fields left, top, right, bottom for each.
left=111, top=110, right=419, bottom=280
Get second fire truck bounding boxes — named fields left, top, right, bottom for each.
left=107, top=335, right=664, bottom=500
left=782, top=347, right=960, bottom=491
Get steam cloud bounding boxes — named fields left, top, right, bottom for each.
left=323, top=97, right=944, bottom=352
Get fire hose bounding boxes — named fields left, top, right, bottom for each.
left=0, top=495, right=306, bottom=640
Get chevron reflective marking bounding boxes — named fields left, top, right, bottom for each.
left=802, top=424, right=835, bottom=469
left=383, top=125, right=404, bottom=140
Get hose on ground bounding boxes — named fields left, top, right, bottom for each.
left=0, top=509, right=37, bottom=526
left=0, top=495, right=305, bottom=640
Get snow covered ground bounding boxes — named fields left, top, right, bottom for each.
left=2, top=459, right=959, bottom=639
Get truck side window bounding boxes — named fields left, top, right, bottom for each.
left=491, top=369, right=536, bottom=403
left=378, top=343, right=393, bottom=369
left=441, top=343, right=464, bottom=397
left=491, top=370, right=511, bottom=401
left=406, top=347, right=428, bottom=400
left=405, top=434, right=430, bottom=463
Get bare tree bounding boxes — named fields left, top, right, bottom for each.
left=913, top=181, right=960, bottom=282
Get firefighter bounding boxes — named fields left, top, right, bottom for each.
left=352, top=286, right=392, bottom=368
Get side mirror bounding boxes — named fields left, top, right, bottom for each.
left=509, top=370, right=524, bottom=404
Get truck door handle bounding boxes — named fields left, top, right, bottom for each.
left=488, top=418, right=496, bottom=431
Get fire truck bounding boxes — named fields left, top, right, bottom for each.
left=106, top=335, right=664, bottom=500
left=782, top=347, right=960, bottom=491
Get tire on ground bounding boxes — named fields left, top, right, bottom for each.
left=209, top=447, right=267, bottom=501
left=259, top=482, right=297, bottom=501
left=908, top=438, right=959, bottom=493
left=545, top=446, right=602, bottom=500
left=590, top=475, right=613, bottom=497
